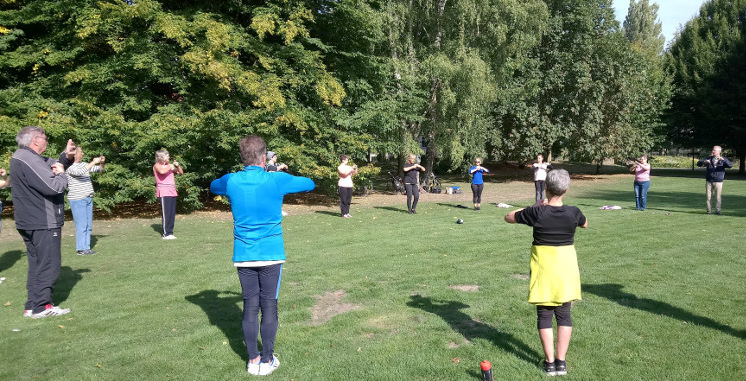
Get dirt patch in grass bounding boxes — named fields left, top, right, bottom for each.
left=449, top=285, right=480, bottom=292
left=311, top=290, right=361, bottom=326
left=511, top=274, right=529, bottom=280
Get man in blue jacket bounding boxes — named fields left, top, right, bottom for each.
left=210, top=135, right=315, bottom=376
left=11, top=126, right=76, bottom=318
left=697, top=145, right=732, bottom=215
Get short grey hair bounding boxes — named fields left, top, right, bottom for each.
left=546, top=169, right=570, bottom=197
left=155, top=149, right=170, bottom=164
left=16, top=126, right=45, bottom=148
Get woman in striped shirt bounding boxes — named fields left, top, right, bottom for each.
left=66, top=147, right=105, bottom=255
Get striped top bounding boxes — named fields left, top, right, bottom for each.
left=66, top=162, right=103, bottom=201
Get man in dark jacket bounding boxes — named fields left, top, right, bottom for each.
left=697, top=145, right=732, bottom=215
left=10, top=126, right=76, bottom=318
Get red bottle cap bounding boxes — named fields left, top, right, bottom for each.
left=480, top=360, right=492, bottom=371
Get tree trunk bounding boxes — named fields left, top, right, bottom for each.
left=739, top=147, right=745, bottom=175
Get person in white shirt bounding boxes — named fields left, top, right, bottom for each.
left=66, top=147, right=105, bottom=255
left=337, top=155, right=357, bottom=218
left=532, top=154, right=552, bottom=202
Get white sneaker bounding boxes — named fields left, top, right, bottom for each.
left=247, top=362, right=260, bottom=375
left=31, top=304, right=70, bottom=319
left=162, top=235, right=177, bottom=240
left=257, top=355, right=280, bottom=376
left=23, top=310, right=32, bottom=318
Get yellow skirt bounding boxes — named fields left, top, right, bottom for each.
left=528, top=245, right=581, bottom=306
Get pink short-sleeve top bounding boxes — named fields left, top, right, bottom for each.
left=154, top=164, right=178, bottom=197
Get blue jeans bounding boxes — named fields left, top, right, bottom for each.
left=634, top=181, right=650, bottom=210
left=70, top=197, right=93, bottom=251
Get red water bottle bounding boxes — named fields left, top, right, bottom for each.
left=480, top=360, right=494, bottom=381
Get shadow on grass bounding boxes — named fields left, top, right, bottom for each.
left=0, top=250, right=23, bottom=272
left=150, top=224, right=163, bottom=235
left=407, top=295, right=539, bottom=365
left=584, top=284, right=746, bottom=340
left=55, top=267, right=90, bottom=306
left=578, top=188, right=746, bottom=217
left=373, top=206, right=409, bottom=214
left=186, top=290, right=248, bottom=362
left=314, top=211, right=340, bottom=217
left=434, top=203, right=472, bottom=209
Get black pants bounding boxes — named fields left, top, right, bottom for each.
left=405, top=183, right=419, bottom=211
left=536, top=302, right=572, bottom=329
left=238, top=264, right=282, bottom=363
left=535, top=180, right=546, bottom=201
left=18, top=228, right=62, bottom=313
left=471, top=183, right=484, bottom=204
left=158, top=196, right=177, bottom=236
left=338, top=186, right=353, bottom=215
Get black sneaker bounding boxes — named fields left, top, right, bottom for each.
left=555, top=360, right=566, bottom=376
left=543, top=360, right=556, bottom=376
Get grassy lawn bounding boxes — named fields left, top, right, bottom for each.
left=1, top=170, right=745, bottom=380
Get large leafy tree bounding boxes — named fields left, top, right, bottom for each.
left=496, top=0, right=666, bottom=172
left=666, top=0, right=746, bottom=172
left=0, top=0, right=348, bottom=210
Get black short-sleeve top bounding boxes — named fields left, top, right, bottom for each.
left=514, top=205, right=586, bottom=246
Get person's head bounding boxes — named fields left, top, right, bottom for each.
left=155, top=149, right=170, bottom=164
left=239, top=135, right=266, bottom=166
left=16, top=126, right=47, bottom=154
left=545, top=169, right=570, bottom=198
left=266, top=151, right=277, bottom=164
left=712, top=146, right=722, bottom=156
left=537, top=154, right=544, bottom=163
left=340, top=154, right=349, bottom=164
left=407, top=154, right=416, bottom=164
left=639, top=155, right=647, bottom=164
left=475, top=157, right=482, bottom=165
left=74, top=147, right=84, bottom=163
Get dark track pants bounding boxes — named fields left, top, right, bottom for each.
left=18, top=228, right=62, bottom=313
left=238, top=264, right=283, bottom=363
left=338, top=186, right=353, bottom=215
left=405, top=183, right=419, bottom=211
left=158, top=196, right=177, bottom=236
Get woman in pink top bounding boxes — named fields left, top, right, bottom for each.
left=630, top=155, right=651, bottom=211
left=153, top=149, right=184, bottom=239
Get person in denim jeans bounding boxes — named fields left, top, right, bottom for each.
left=66, top=147, right=105, bottom=255
left=630, top=155, right=651, bottom=211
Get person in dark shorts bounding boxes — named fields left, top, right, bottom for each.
left=505, top=169, right=588, bottom=376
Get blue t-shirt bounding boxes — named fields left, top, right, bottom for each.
left=470, top=166, right=489, bottom=185
left=210, top=166, right=315, bottom=262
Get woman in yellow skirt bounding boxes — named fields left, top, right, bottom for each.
left=505, top=169, right=587, bottom=376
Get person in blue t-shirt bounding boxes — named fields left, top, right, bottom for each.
left=210, top=135, right=315, bottom=376
left=469, top=157, right=490, bottom=210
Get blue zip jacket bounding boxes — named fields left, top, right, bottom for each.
left=210, top=166, right=315, bottom=262
left=697, top=156, right=732, bottom=183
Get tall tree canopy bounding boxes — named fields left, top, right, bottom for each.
left=622, top=0, right=665, bottom=55
left=666, top=0, right=746, bottom=172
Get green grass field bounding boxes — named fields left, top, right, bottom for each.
left=1, top=171, right=745, bottom=380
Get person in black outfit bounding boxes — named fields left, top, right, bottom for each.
left=403, top=154, right=425, bottom=214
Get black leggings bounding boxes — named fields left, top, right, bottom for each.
left=158, top=196, right=177, bottom=236
left=536, top=302, right=572, bottom=329
left=471, top=183, right=484, bottom=204
left=405, top=183, right=419, bottom=211
left=338, top=186, right=353, bottom=215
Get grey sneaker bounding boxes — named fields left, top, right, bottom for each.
left=258, top=355, right=280, bottom=376
left=31, top=304, right=70, bottom=319
left=77, top=249, right=97, bottom=255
